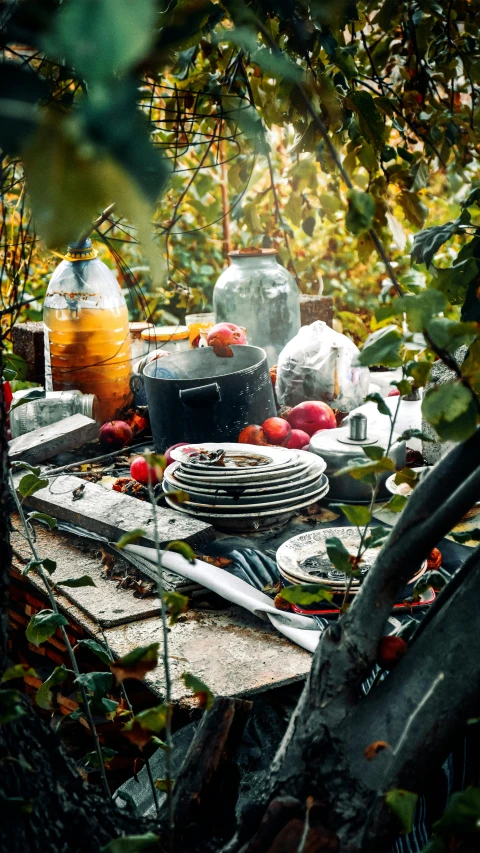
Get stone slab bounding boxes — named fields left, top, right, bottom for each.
left=9, top=414, right=98, bottom=465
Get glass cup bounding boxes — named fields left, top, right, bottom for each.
left=185, top=312, right=215, bottom=348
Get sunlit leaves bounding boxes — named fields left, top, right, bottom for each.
left=181, top=672, right=214, bottom=709
left=397, top=192, right=428, bottom=229
left=279, top=584, right=333, bottom=605
left=357, top=326, right=404, bottom=368
left=347, top=91, right=386, bottom=149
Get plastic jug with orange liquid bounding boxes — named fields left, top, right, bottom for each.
left=43, top=239, right=132, bottom=423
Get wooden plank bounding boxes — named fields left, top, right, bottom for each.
left=16, top=473, right=214, bottom=548
left=9, top=414, right=98, bottom=465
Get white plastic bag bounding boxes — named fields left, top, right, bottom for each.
left=276, top=321, right=370, bottom=412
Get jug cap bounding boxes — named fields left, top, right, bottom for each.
left=65, top=238, right=97, bottom=262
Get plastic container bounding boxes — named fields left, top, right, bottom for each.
left=10, top=389, right=97, bottom=438
left=44, top=239, right=132, bottom=422
left=213, top=249, right=301, bottom=366
left=140, top=325, right=190, bottom=355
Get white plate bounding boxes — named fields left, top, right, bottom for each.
left=164, top=474, right=329, bottom=512
left=385, top=467, right=428, bottom=497
left=165, top=481, right=330, bottom=520
left=170, top=443, right=294, bottom=470
left=164, top=455, right=326, bottom=490
left=163, top=472, right=325, bottom=505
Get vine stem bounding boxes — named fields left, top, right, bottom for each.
left=145, top=464, right=174, bottom=851
left=10, top=472, right=111, bottom=798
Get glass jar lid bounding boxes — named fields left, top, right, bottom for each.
left=141, top=325, right=189, bottom=342
left=228, top=248, right=277, bottom=258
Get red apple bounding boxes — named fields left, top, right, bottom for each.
left=99, top=420, right=133, bottom=451
left=207, top=322, right=246, bottom=357
left=287, top=401, right=336, bottom=436
left=388, top=388, right=400, bottom=397
left=238, top=424, right=267, bottom=445
left=130, top=455, right=162, bottom=486
left=377, top=636, right=407, bottom=670
left=285, top=428, right=311, bottom=449
left=262, top=417, right=291, bottom=446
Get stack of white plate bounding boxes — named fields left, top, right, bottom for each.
left=276, top=527, right=427, bottom=598
left=162, top=442, right=329, bottom=532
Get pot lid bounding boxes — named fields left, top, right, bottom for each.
left=228, top=248, right=277, bottom=258
left=141, top=325, right=189, bottom=341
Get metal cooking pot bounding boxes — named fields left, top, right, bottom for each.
left=142, top=345, right=276, bottom=452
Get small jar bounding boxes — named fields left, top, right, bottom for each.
left=140, top=325, right=190, bottom=356
left=10, top=389, right=97, bottom=438
left=129, top=322, right=154, bottom=363
left=185, top=312, right=215, bottom=348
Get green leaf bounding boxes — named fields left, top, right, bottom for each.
left=42, top=558, right=57, bottom=575
left=413, top=571, right=447, bottom=597
left=75, top=639, right=111, bottom=665
left=451, top=529, right=480, bottom=544
left=44, top=0, right=157, bottom=82
left=57, top=575, right=96, bottom=588
left=26, top=610, right=68, bottom=646
left=100, top=833, right=160, bottom=853
left=385, top=788, right=418, bottom=834
left=82, top=747, right=118, bottom=769
left=2, top=664, right=37, bottom=683
left=124, top=704, right=170, bottom=736
left=163, top=592, right=189, bottom=626
left=279, top=584, right=334, bottom=605
left=432, top=787, right=480, bottom=836
left=362, top=444, right=386, bottom=461
left=325, top=536, right=353, bottom=573
left=154, top=778, right=173, bottom=793
left=422, top=383, right=478, bottom=442
left=181, top=672, right=214, bottom=709
left=357, top=327, right=404, bottom=368
left=75, top=671, right=114, bottom=697
left=365, top=392, right=392, bottom=417
left=165, top=541, right=196, bottom=563
left=111, top=643, right=159, bottom=682
left=347, top=91, right=386, bottom=149
left=115, top=529, right=145, bottom=549
left=333, top=504, right=371, bottom=526
left=407, top=360, right=432, bottom=388
left=11, top=462, right=41, bottom=476
left=410, top=159, right=430, bottom=192
left=395, top=429, right=434, bottom=443
left=26, top=512, right=57, bottom=529
left=345, top=189, right=375, bottom=236
left=2, top=352, right=28, bottom=382
left=336, top=456, right=395, bottom=480
left=332, top=47, right=357, bottom=81
left=364, top=525, right=390, bottom=547
left=411, top=222, right=457, bottom=267
left=430, top=258, right=479, bottom=305
left=18, top=473, right=48, bottom=498
left=394, top=468, right=419, bottom=489
left=384, top=494, right=408, bottom=513
left=36, top=665, right=69, bottom=710
left=302, top=216, right=316, bottom=237
left=397, top=290, right=448, bottom=333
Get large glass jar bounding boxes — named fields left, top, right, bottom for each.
left=213, top=249, right=301, bottom=365
left=44, top=239, right=132, bottom=422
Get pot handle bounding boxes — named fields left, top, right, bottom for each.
left=179, top=383, right=221, bottom=407
left=130, top=373, right=144, bottom=394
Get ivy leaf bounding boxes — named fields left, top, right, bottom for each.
left=279, top=584, right=333, bottom=605
left=42, top=558, right=57, bottom=575
left=422, top=383, right=477, bottom=441
left=57, top=575, right=96, bottom=588
left=347, top=91, right=386, bottom=149
left=332, top=504, right=371, bottom=526
left=384, top=494, right=408, bottom=513
left=26, top=512, right=57, bottom=529
left=325, top=536, right=353, bottom=573
left=75, top=639, right=111, bottom=666
left=357, top=327, right=404, bottom=368
left=18, top=473, right=48, bottom=498
left=385, top=789, right=418, bottom=834
left=411, top=222, right=457, bottom=267
left=110, top=643, right=159, bottom=683
left=1, top=664, right=37, bottom=683
left=26, top=610, right=68, bottom=646
left=100, top=833, right=160, bottom=853
left=75, top=671, right=114, bottom=697
left=165, top=541, right=196, bottom=563
left=115, top=529, right=145, bottom=549
left=345, top=189, right=375, bottom=235
left=36, top=665, right=69, bottom=710
left=181, top=672, right=214, bottom=709
left=11, top=462, right=41, bottom=476
left=163, top=592, right=189, bottom=626
left=123, top=704, right=170, bottom=748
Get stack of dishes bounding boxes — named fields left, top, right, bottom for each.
left=276, top=527, right=427, bottom=600
left=162, top=442, right=329, bottom=532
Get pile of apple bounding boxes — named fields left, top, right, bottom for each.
left=238, top=401, right=336, bottom=449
